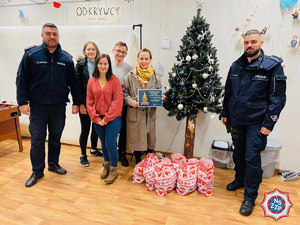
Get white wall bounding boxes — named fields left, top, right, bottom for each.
left=0, top=0, right=298, bottom=171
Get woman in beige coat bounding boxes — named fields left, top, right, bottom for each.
left=122, top=48, right=165, bottom=164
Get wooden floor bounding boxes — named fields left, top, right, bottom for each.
left=0, top=138, right=299, bottom=225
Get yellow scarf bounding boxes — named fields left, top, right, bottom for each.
left=135, top=64, right=154, bottom=89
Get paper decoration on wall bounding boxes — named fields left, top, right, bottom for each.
left=155, top=62, right=164, bottom=76
left=292, top=9, right=299, bottom=19
left=280, top=0, right=298, bottom=10
left=291, top=35, right=298, bottom=47
left=19, top=9, right=24, bottom=19
left=261, top=26, right=268, bottom=34
left=260, top=24, right=271, bottom=35
left=53, top=1, right=61, bottom=8
left=18, top=9, right=28, bottom=25
left=161, top=35, right=170, bottom=49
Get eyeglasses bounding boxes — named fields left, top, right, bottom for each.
left=114, top=49, right=127, bottom=55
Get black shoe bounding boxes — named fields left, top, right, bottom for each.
left=48, top=164, right=67, bottom=175
left=240, top=200, right=254, bottom=216
left=25, top=172, right=44, bottom=187
left=90, top=149, right=103, bottom=157
left=80, top=155, right=90, bottom=167
left=226, top=180, right=244, bottom=191
left=119, top=150, right=129, bottom=167
left=134, top=151, right=142, bottom=165
left=147, top=148, right=154, bottom=154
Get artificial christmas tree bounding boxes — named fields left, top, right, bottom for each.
left=163, top=3, right=223, bottom=158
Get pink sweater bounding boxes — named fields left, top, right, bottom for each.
left=86, top=75, right=123, bottom=124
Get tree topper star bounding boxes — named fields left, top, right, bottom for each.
left=196, top=0, right=205, bottom=9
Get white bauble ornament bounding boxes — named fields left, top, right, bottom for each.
left=203, top=107, right=208, bottom=112
left=186, top=55, right=191, bottom=62
left=188, top=20, right=192, bottom=26
left=202, top=73, right=209, bottom=79
left=192, top=54, right=198, bottom=60
left=209, top=66, right=213, bottom=71
left=210, top=114, right=215, bottom=120
left=192, top=83, right=197, bottom=89
left=172, top=73, right=176, bottom=78
left=177, top=104, right=184, bottom=110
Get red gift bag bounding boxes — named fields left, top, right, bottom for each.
left=155, top=158, right=177, bottom=196
left=143, top=153, right=159, bottom=191
left=176, top=158, right=199, bottom=195
left=171, top=153, right=186, bottom=175
left=197, top=158, right=214, bottom=197
left=133, top=159, right=147, bottom=184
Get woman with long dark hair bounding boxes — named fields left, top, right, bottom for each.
left=86, top=54, right=123, bottom=184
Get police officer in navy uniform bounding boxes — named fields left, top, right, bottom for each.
left=221, top=29, right=286, bottom=216
left=16, top=23, right=81, bottom=187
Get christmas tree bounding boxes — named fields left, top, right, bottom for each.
left=163, top=5, right=223, bottom=158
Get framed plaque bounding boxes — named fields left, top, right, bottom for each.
left=138, top=89, right=163, bottom=107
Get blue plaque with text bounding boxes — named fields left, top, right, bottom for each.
left=138, top=89, right=163, bottom=107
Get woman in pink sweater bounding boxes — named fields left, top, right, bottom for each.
left=86, top=54, right=123, bottom=184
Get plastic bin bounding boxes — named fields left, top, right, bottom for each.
left=226, top=144, right=235, bottom=170
left=208, top=140, right=231, bottom=168
left=261, top=140, right=282, bottom=178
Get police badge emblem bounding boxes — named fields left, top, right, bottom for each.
left=270, top=115, right=278, bottom=122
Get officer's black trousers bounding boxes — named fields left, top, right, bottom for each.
left=29, top=103, right=66, bottom=173
left=231, top=123, right=268, bottom=203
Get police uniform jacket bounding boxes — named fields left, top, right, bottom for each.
left=222, top=50, right=286, bottom=131
left=16, top=42, right=81, bottom=106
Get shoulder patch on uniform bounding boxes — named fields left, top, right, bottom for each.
left=62, top=50, right=73, bottom=61
left=268, top=55, right=283, bottom=63
left=260, top=55, right=282, bottom=70
left=24, top=45, right=37, bottom=52
left=270, top=115, right=278, bottom=122
left=26, top=45, right=42, bottom=56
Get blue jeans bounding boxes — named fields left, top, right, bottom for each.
left=29, top=103, right=66, bottom=173
left=94, top=116, right=121, bottom=167
left=231, top=123, right=268, bottom=203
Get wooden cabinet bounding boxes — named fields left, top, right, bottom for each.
left=0, top=104, right=23, bottom=152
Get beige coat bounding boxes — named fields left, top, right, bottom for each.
left=122, top=69, right=162, bottom=151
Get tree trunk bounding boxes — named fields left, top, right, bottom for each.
left=184, top=117, right=196, bottom=159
